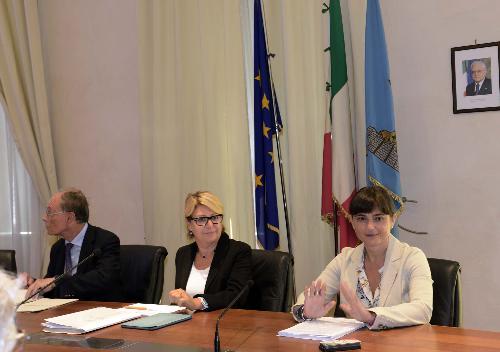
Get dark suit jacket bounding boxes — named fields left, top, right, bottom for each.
left=174, top=232, right=252, bottom=311
left=44, top=224, right=122, bottom=301
left=465, top=78, right=492, bottom=96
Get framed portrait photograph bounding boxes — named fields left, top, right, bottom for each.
left=451, top=41, right=500, bottom=114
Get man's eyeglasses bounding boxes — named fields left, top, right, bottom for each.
left=45, top=210, right=68, bottom=217
left=188, top=214, right=223, bottom=226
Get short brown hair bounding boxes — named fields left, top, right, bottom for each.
left=349, top=186, right=395, bottom=216
left=184, top=191, right=224, bottom=238
left=60, top=188, right=89, bottom=223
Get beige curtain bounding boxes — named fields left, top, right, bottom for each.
left=0, top=0, right=58, bottom=274
left=138, top=0, right=255, bottom=295
left=139, top=0, right=340, bottom=298
left=261, top=0, right=336, bottom=292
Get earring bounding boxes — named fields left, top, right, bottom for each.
left=189, top=230, right=193, bottom=235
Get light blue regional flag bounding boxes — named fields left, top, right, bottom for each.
left=364, top=0, right=403, bottom=234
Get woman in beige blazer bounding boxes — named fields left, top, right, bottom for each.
left=292, top=186, right=433, bottom=330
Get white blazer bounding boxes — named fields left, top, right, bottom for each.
left=295, top=235, right=433, bottom=330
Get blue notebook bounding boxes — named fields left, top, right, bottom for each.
left=121, top=313, right=192, bottom=330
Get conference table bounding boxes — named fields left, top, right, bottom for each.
left=16, top=301, right=500, bottom=351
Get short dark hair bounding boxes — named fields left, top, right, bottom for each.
left=349, top=186, right=395, bottom=216
left=60, top=188, right=89, bottom=223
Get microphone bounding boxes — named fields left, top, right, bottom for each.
left=19, top=248, right=102, bottom=306
left=214, top=280, right=254, bottom=352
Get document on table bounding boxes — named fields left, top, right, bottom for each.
left=278, top=317, right=365, bottom=341
left=17, top=298, right=79, bottom=312
left=42, top=307, right=144, bottom=334
left=122, top=303, right=185, bottom=316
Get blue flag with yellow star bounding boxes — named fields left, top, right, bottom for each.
left=254, top=0, right=281, bottom=250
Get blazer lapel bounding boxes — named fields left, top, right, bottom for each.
left=178, top=243, right=197, bottom=289
left=204, top=233, right=229, bottom=291
left=77, top=224, right=94, bottom=274
left=379, top=235, right=403, bottom=305
left=347, top=244, right=364, bottom=288
left=53, top=239, right=66, bottom=276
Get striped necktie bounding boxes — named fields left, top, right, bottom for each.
left=475, top=83, right=480, bottom=95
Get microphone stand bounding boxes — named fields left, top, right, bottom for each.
left=214, top=280, right=254, bottom=352
left=18, top=249, right=101, bottom=307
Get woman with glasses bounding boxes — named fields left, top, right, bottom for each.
left=292, top=186, right=433, bottom=330
left=168, top=191, right=252, bottom=311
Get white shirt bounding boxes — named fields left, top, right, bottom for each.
left=185, top=263, right=210, bottom=297
left=64, top=223, right=88, bottom=275
left=471, top=78, right=485, bottom=94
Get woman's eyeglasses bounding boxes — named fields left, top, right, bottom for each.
left=188, top=214, right=223, bottom=226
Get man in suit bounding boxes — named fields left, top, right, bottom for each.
left=465, top=60, right=492, bottom=96
left=24, top=188, right=122, bottom=301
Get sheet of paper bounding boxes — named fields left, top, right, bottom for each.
left=278, top=317, right=365, bottom=341
left=17, top=298, right=79, bottom=312
left=121, top=303, right=185, bottom=316
left=42, top=307, right=143, bottom=334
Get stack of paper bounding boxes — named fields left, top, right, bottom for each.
left=123, top=303, right=185, bottom=316
left=42, top=307, right=143, bottom=334
left=278, top=317, right=365, bottom=341
left=17, top=298, right=78, bottom=312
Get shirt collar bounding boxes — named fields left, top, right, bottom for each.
left=65, top=223, right=88, bottom=247
left=357, top=249, right=385, bottom=274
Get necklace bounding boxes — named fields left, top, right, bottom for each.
left=199, top=251, right=213, bottom=259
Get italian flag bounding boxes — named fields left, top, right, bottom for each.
left=321, top=0, right=357, bottom=250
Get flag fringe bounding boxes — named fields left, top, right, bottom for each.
left=332, top=194, right=353, bottom=224
left=368, top=175, right=405, bottom=217
left=321, top=213, right=334, bottom=225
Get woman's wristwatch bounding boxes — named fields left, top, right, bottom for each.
left=296, top=304, right=313, bottom=321
left=199, top=297, right=209, bottom=310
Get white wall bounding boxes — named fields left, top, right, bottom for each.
left=382, top=0, right=500, bottom=330
left=35, top=0, right=500, bottom=330
left=38, top=0, right=145, bottom=245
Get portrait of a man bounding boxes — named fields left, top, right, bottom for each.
left=465, top=59, right=492, bottom=96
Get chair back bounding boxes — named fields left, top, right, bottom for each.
left=428, top=257, right=462, bottom=327
left=0, top=250, right=17, bottom=274
left=120, top=245, right=168, bottom=304
left=246, top=249, right=294, bottom=312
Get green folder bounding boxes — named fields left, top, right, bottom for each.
left=121, top=313, right=192, bottom=330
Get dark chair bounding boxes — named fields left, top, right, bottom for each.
left=246, top=249, right=294, bottom=312
left=120, top=245, right=168, bottom=304
left=0, top=249, right=17, bottom=274
left=428, top=257, right=462, bottom=327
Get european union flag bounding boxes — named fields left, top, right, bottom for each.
left=254, top=0, right=281, bottom=250
left=365, top=0, right=404, bottom=233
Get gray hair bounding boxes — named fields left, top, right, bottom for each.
left=471, top=60, right=487, bottom=71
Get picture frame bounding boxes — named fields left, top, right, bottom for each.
left=451, top=41, right=500, bottom=114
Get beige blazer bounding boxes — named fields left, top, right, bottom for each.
left=294, top=235, right=433, bottom=330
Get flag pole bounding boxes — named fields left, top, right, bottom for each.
left=332, top=198, right=340, bottom=257
left=328, top=73, right=340, bottom=257
left=260, top=0, right=296, bottom=302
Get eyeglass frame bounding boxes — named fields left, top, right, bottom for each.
left=187, top=214, right=224, bottom=226
left=45, top=210, right=69, bottom=217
